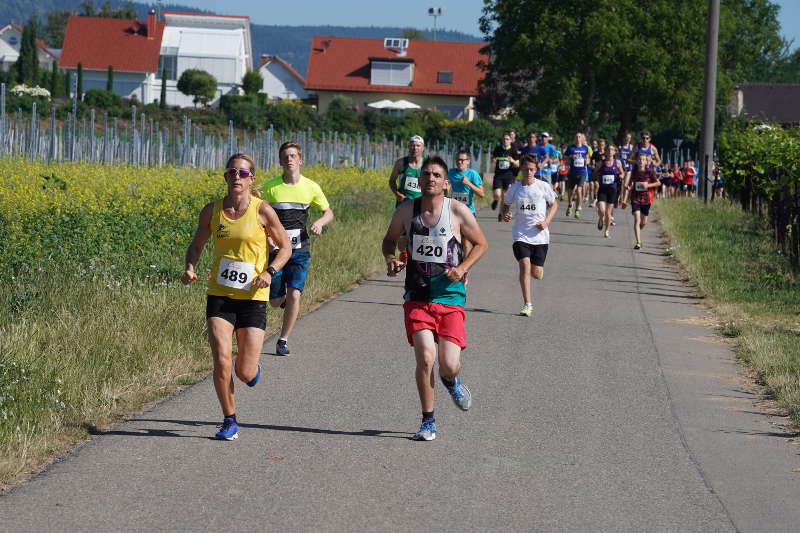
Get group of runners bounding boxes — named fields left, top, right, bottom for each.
left=180, top=128, right=686, bottom=443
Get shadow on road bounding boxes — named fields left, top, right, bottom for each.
left=97, top=419, right=414, bottom=440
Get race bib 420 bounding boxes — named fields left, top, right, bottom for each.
left=216, top=258, right=256, bottom=291
left=412, top=235, right=448, bottom=264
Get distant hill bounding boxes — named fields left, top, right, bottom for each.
left=2, top=1, right=482, bottom=76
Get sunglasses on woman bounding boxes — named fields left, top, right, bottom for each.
left=226, top=168, right=253, bottom=178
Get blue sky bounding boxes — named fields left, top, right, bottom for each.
left=179, top=0, right=798, bottom=48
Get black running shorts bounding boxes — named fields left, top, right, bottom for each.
left=631, top=203, right=651, bottom=217
left=512, top=242, right=549, bottom=266
left=206, top=295, right=267, bottom=330
left=492, top=173, right=515, bottom=191
left=596, top=186, right=619, bottom=205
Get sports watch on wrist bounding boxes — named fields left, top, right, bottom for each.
left=266, top=266, right=277, bottom=277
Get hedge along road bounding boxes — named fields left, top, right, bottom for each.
left=1, top=205, right=798, bottom=532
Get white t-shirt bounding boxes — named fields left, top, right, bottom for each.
left=504, top=180, right=556, bottom=245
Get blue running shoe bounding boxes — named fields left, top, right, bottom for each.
left=246, top=363, right=262, bottom=387
left=412, top=419, right=436, bottom=441
left=442, top=376, right=473, bottom=411
left=276, top=339, right=290, bottom=356
left=215, top=417, right=239, bottom=440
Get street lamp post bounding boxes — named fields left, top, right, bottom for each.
left=428, top=7, right=444, bottom=41
left=699, top=0, right=720, bottom=204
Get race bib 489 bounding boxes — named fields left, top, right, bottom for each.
left=216, top=258, right=256, bottom=291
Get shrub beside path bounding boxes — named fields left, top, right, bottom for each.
left=0, top=206, right=798, bottom=532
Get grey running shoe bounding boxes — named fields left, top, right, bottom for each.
left=412, top=419, right=436, bottom=441
left=276, top=339, right=290, bottom=356
left=443, top=376, right=472, bottom=411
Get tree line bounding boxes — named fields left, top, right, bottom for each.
left=477, top=0, right=800, bottom=143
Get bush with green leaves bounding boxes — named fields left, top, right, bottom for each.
left=264, top=100, right=318, bottom=132
left=177, top=69, right=217, bottom=107
left=83, top=88, right=123, bottom=109
left=242, top=70, right=263, bottom=96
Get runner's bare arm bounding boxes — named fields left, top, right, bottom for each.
left=259, top=202, right=291, bottom=285
left=462, top=175, right=485, bottom=198
left=447, top=201, right=488, bottom=282
left=382, top=203, right=411, bottom=276
left=536, top=199, right=559, bottom=230
left=388, top=159, right=405, bottom=201
left=310, top=208, right=334, bottom=235
left=182, top=202, right=213, bottom=285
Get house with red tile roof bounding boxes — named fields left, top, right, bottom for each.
left=257, top=53, right=309, bottom=101
left=305, top=36, right=486, bottom=120
left=59, top=10, right=252, bottom=107
left=0, top=23, right=59, bottom=73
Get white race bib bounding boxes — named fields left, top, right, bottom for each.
left=550, top=162, right=559, bottom=173
left=635, top=181, right=648, bottom=192
left=216, top=258, right=255, bottom=291
left=452, top=191, right=470, bottom=204
left=498, top=160, right=510, bottom=170
left=404, top=176, right=420, bottom=193
left=602, top=174, right=615, bottom=185
left=412, top=235, right=448, bottom=264
left=286, top=228, right=302, bottom=249
left=574, top=156, right=585, bottom=168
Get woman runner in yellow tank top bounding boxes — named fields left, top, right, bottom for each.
left=182, top=153, right=291, bottom=440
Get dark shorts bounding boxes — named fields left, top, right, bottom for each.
left=492, top=173, right=515, bottom=191
left=512, top=241, right=549, bottom=266
left=206, top=295, right=267, bottom=330
left=567, top=175, right=585, bottom=189
left=596, top=186, right=619, bottom=205
left=269, top=249, right=311, bottom=300
left=631, top=203, right=651, bottom=216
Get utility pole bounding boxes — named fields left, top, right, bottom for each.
left=699, top=0, right=720, bottom=204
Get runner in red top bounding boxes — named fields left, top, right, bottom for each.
left=627, top=153, right=661, bottom=250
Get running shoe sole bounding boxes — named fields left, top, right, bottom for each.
left=412, top=431, right=436, bottom=441
left=215, top=432, right=239, bottom=441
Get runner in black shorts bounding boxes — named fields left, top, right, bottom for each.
left=490, top=132, right=520, bottom=221
left=182, top=153, right=291, bottom=440
left=627, top=153, right=660, bottom=250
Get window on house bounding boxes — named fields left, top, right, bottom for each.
left=370, top=61, right=413, bottom=86
left=158, top=55, right=177, bottom=80
left=437, top=71, right=453, bottom=84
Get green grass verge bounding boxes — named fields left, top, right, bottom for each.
left=0, top=166, right=394, bottom=489
left=657, top=199, right=800, bottom=424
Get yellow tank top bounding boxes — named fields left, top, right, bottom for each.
left=207, top=197, right=270, bottom=301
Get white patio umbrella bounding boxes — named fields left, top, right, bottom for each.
left=390, top=99, right=422, bottom=110
left=367, top=99, right=394, bottom=109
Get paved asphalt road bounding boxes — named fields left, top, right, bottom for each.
left=1, top=201, right=798, bottom=532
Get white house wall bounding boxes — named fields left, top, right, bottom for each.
left=74, top=70, right=148, bottom=102
left=259, top=62, right=307, bottom=100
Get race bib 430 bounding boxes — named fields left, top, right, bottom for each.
left=216, top=258, right=256, bottom=291
left=404, top=177, right=420, bottom=193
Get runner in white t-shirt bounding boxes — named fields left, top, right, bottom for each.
left=501, top=154, right=558, bottom=317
